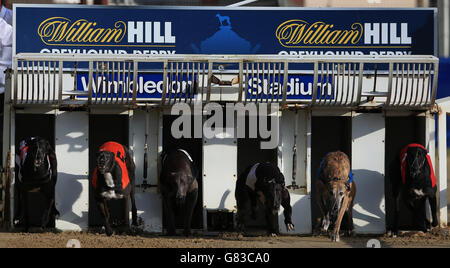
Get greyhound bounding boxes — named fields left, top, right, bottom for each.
left=316, top=151, right=356, bottom=242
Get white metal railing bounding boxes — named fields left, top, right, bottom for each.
left=11, top=53, right=439, bottom=110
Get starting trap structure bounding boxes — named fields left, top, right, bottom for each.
left=1, top=53, right=446, bottom=234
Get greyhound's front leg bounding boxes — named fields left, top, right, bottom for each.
left=429, top=195, right=439, bottom=228
left=235, top=187, right=251, bottom=233
left=281, top=188, right=294, bottom=232
left=332, top=194, right=350, bottom=242
left=163, top=196, right=176, bottom=236
left=97, top=200, right=113, bottom=236
left=183, top=188, right=198, bottom=236
left=41, top=184, right=56, bottom=230
left=392, top=191, right=403, bottom=238
left=322, top=213, right=330, bottom=232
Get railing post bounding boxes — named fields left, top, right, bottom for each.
left=161, top=60, right=168, bottom=106
left=386, top=62, right=394, bottom=107
left=281, top=61, right=288, bottom=108
left=238, top=61, right=244, bottom=103
left=356, top=62, right=364, bottom=106
left=88, top=61, right=93, bottom=105
left=58, top=60, right=63, bottom=107
left=132, top=60, right=138, bottom=107
left=206, top=61, right=213, bottom=103
left=13, top=58, right=17, bottom=105
left=431, top=60, right=440, bottom=107
left=311, top=61, right=319, bottom=106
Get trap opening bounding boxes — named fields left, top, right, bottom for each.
left=162, top=114, right=203, bottom=231
left=237, top=115, right=277, bottom=230
left=310, top=116, right=352, bottom=232
left=88, top=114, right=130, bottom=228
left=14, top=114, right=56, bottom=228
left=385, top=115, right=427, bottom=231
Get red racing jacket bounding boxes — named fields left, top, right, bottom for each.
left=92, top=142, right=130, bottom=190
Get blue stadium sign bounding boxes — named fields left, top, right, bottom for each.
left=14, top=5, right=437, bottom=56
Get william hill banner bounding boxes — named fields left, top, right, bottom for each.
left=14, top=5, right=437, bottom=56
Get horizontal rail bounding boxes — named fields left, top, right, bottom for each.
left=11, top=53, right=439, bottom=110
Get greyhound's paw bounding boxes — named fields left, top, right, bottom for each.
left=390, top=231, right=398, bottom=238
left=104, top=227, right=114, bottom=237
left=269, top=233, right=278, bottom=237
left=331, top=233, right=340, bottom=242
left=237, top=223, right=246, bottom=233
left=54, top=209, right=60, bottom=219
left=286, top=223, right=295, bottom=232
left=432, top=220, right=439, bottom=228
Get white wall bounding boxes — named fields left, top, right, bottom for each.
left=352, top=113, right=386, bottom=234
left=55, top=111, right=89, bottom=231
left=279, top=110, right=311, bottom=234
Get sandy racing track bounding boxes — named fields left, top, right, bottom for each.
left=1, top=228, right=450, bottom=248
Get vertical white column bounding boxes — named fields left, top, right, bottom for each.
left=438, top=111, right=448, bottom=227
left=278, top=110, right=311, bottom=234
left=55, top=111, right=89, bottom=231
left=130, top=109, right=162, bottom=233
left=203, top=135, right=237, bottom=211
left=352, top=113, right=386, bottom=234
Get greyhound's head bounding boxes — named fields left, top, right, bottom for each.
left=170, top=172, right=193, bottom=206
left=405, top=147, right=428, bottom=199
left=260, top=177, right=284, bottom=214
left=327, top=179, right=350, bottom=222
left=27, top=138, right=50, bottom=171
left=96, top=150, right=115, bottom=175
left=406, top=147, right=427, bottom=181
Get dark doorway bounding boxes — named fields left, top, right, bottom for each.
left=88, top=114, right=129, bottom=228
left=237, top=115, right=278, bottom=229
left=385, top=116, right=426, bottom=231
left=162, top=114, right=203, bottom=231
left=14, top=114, right=55, bottom=228
left=310, top=116, right=352, bottom=230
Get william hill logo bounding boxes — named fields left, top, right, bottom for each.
left=37, top=17, right=176, bottom=46
left=276, top=19, right=413, bottom=48
left=276, top=20, right=363, bottom=47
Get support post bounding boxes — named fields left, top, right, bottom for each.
left=438, top=109, right=448, bottom=227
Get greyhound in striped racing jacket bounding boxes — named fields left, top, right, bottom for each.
left=235, top=162, right=294, bottom=236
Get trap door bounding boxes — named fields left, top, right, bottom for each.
left=385, top=115, right=427, bottom=231
left=352, top=113, right=386, bottom=234
left=130, top=110, right=162, bottom=233
left=55, top=111, right=89, bottom=231
left=14, top=113, right=55, bottom=228
left=162, top=114, right=203, bottom=231
left=202, top=107, right=237, bottom=230
left=311, top=115, right=352, bottom=232
left=88, top=114, right=129, bottom=228
left=279, top=110, right=311, bottom=234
